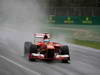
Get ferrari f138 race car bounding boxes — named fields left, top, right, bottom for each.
left=24, top=33, right=70, bottom=63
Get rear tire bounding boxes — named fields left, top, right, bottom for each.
left=60, top=45, right=69, bottom=55
left=29, top=44, right=38, bottom=53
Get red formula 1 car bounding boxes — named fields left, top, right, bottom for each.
left=24, top=33, right=70, bottom=63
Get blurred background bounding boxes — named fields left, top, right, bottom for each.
left=38, top=0, right=100, bottom=16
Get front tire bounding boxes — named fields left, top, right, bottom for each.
left=24, top=41, right=32, bottom=57
left=24, top=42, right=37, bottom=61
left=60, top=45, right=70, bottom=63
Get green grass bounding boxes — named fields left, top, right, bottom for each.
left=72, top=39, right=100, bottom=49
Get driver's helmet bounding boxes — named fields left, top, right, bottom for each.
left=43, top=39, right=50, bottom=43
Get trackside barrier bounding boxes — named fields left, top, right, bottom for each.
left=48, top=16, right=100, bottom=25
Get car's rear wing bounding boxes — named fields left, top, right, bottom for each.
left=34, top=33, right=50, bottom=38
left=33, top=33, right=51, bottom=43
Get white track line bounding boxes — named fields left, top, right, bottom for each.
left=0, top=55, right=41, bottom=75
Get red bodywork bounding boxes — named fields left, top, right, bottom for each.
left=28, top=41, right=69, bottom=61
left=36, top=41, right=63, bottom=49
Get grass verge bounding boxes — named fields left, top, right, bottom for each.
left=72, top=39, right=100, bottom=49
